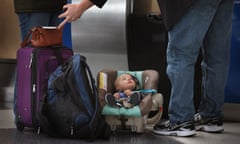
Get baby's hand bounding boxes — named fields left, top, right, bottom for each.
left=113, top=93, right=120, bottom=99
left=124, top=89, right=132, bottom=96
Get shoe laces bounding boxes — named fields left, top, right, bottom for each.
left=194, top=113, right=202, bottom=122
left=194, top=113, right=223, bottom=125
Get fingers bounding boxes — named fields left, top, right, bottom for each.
left=58, top=18, right=68, bottom=29
left=58, top=10, right=67, bottom=19
left=58, top=4, right=71, bottom=29
left=62, top=4, right=69, bottom=9
left=59, top=4, right=69, bottom=18
left=58, top=14, right=77, bottom=29
left=57, top=3, right=83, bottom=28
left=58, top=16, right=77, bottom=29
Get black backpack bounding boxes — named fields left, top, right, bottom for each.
left=39, top=54, right=111, bottom=140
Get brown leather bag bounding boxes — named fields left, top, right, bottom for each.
left=21, top=26, right=63, bottom=48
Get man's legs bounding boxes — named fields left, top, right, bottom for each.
left=195, top=0, right=233, bottom=133
left=167, top=0, right=221, bottom=124
left=199, top=0, right=233, bottom=119
left=154, top=0, right=226, bottom=136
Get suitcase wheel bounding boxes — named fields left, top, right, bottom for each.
left=16, top=122, right=24, bottom=131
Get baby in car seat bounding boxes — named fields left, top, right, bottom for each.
left=105, top=73, right=141, bottom=108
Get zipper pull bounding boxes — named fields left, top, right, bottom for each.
left=32, top=84, right=36, bottom=93
left=37, top=126, right=41, bottom=135
left=29, top=53, right=33, bottom=68
left=70, top=125, right=74, bottom=135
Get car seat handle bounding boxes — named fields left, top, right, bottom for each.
left=133, top=89, right=157, bottom=94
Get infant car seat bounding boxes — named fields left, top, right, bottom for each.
left=97, top=69, right=163, bottom=133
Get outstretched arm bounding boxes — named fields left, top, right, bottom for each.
left=58, top=0, right=107, bottom=28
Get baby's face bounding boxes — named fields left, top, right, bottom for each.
left=115, top=74, right=136, bottom=91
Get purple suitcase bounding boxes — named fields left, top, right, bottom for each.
left=16, top=46, right=73, bottom=132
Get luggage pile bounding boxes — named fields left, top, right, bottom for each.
left=15, top=26, right=110, bottom=141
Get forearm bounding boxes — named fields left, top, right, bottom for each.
left=80, top=0, right=94, bottom=11
left=58, top=0, right=107, bottom=28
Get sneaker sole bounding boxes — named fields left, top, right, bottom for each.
left=196, top=125, right=224, bottom=133
left=153, top=129, right=196, bottom=137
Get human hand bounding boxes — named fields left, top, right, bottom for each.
left=124, top=89, right=132, bottom=96
left=113, top=93, right=120, bottom=99
left=58, top=0, right=94, bottom=29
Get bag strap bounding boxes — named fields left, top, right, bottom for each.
left=37, top=91, right=56, bottom=136
left=76, top=55, right=98, bottom=115
left=84, top=65, right=111, bottom=139
left=60, top=55, right=100, bottom=139
left=80, top=55, right=98, bottom=100
left=38, top=49, right=67, bottom=136
left=78, top=55, right=105, bottom=139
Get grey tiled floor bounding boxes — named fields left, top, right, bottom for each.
left=1, top=108, right=240, bottom=144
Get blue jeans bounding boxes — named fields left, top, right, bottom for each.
left=167, top=0, right=234, bottom=124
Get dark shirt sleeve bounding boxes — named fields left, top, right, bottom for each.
left=158, top=0, right=195, bottom=30
left=90, top=0, right=108, bottom=8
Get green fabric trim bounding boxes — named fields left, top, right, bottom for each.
left=102, top=105, right=142, bottom=117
